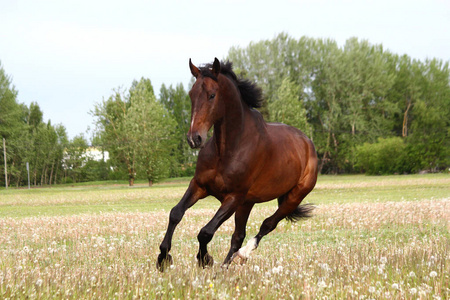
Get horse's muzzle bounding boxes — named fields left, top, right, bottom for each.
left=187, top=132, right=203, bottom=149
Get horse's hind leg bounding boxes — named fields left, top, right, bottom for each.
left=232, top=176, right=316, bottom=263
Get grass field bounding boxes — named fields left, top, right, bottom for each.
left=0, top=174, right=449, bottom=299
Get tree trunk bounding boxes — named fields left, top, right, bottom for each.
left=41, top=165, right=46, bottom=186
left=402, top=99, right=412, bottom=137
left=148, top=179, right=153, bottom=187
left=319, top=151, right=328, bottom=174
left=54, top=163, right=59, bottom=185
left=49, top=162, right=54, bottom=186
left=128, top=166, right=135, bottom=186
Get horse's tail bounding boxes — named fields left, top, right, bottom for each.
left=278, top=196, right=316, bottom=222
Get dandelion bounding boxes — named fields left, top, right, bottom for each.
left=36, top=279, right=43, bottom=287
left=380, top=257, right=387, bottom=264
left=317, top=279, right=327, bottom=288
left=429, top=271, right=437, bottom=278
left=272, top=266, right=283, bottom=274
left=410, top=288, right=417, bottom=294
left=408, top=271, right=416, bottom=277
left=320, top=263, right=330, bottom=272
left=369, top=286, right=376, bottom=293
left=253, top=265, right=260, bottom=272
left=392, top=283, right=399, bottom=290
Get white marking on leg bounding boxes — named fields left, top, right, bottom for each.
left=237, top=237, right=257, bottom=259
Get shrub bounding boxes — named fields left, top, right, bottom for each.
left=355, top=137, right=410, bottom=175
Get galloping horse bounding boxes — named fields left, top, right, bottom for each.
left=157, top=58, right=318, bottom=271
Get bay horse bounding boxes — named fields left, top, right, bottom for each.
left=157, top=58, right=318, bottom=271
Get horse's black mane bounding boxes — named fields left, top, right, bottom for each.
left=199, top=61, right=263, bottom=109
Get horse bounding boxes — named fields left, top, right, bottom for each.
left=157, top=58, right=318, bottom=271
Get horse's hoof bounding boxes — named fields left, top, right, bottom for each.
left=156, top=253, right=173, bottom=272
left=198, top=253, right=214, bottom=268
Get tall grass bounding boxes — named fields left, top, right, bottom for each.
left=0, top=174, right=449, bottom=299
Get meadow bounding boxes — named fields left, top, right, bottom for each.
left=0, top=174, right=449, bottom=299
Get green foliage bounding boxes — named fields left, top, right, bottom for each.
left=63, top=134, right=89, bottom=183
left=159, top=83, right=197, bottom=177
left=1, top=62, right=73, bottom=187
left=228, top=34, right=449, bottom=174
left=269, top=77, right=312, bottom=136
left=128, top=78, right=177, bottom=185
left=92, top=78, right=177, bottom=185
left=355, top=137, right=410, bottom=175
left=2, top=34, right=449, bottom=184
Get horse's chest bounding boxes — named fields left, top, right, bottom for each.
left=198, top=162, right=248, bottom=199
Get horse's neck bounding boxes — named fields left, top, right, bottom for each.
left=213, top=103, right=256, bottom=157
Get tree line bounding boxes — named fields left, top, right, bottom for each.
left=1, top=34, right=449, bottom=187
left=228, top=33, right=449, bottom=174
left=0, top=64, right=97, bottom=187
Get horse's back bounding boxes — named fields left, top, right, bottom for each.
left=266, top=122, right=316, bottom=161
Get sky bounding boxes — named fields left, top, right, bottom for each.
left=1, top=0, right=449, bottom=139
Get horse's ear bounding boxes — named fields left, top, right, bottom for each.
left=212, top=57, right=220, bottom=77
left=189, top=58, right=200, bottom=78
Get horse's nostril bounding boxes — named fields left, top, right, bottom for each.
left=196, top=135, right=202, bottom=145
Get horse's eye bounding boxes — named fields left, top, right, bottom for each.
left=209, top=94, right=216, bottom=100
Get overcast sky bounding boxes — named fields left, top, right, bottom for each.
left=1, top=0, right=449, bottom=139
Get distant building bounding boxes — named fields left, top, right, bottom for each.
left=83, top=147, right=109, bottom=162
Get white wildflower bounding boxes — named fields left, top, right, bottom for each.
left=429, top=271, right=437, bottom=278
left=36, top=279, right=43, bottom=287
left=369, top=286, right=376, bottom=293
left=272, top=265, right=283, bottom=274
left=317, top=279, right=327, bottom=288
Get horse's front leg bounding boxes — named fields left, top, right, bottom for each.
left=157, top=179, right=207, bottom=271
left=196, top=194, right=242, bottom=268
left=222, top=202, right=254, bottom=267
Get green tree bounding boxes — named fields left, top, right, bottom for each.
left=93, top=78, right=177, bottom=185
left=159, top=83, right=195, bottom=176
left=355, top=137, right=409, bottom=175
left=229, top=35, right=402, bottom=174
left=407, top=59, right=450, bottom=172
left=92, top=88, right=137, bottom=185
left=63, top=134, right=89, bottom=183
left=0, top=62, right=28, bottom=187
left=130, top=79, right=176, bottom=185
left=269, top=77, right=312, bottom=137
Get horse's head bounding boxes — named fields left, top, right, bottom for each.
left=187, top=58, right=224, bottom=149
